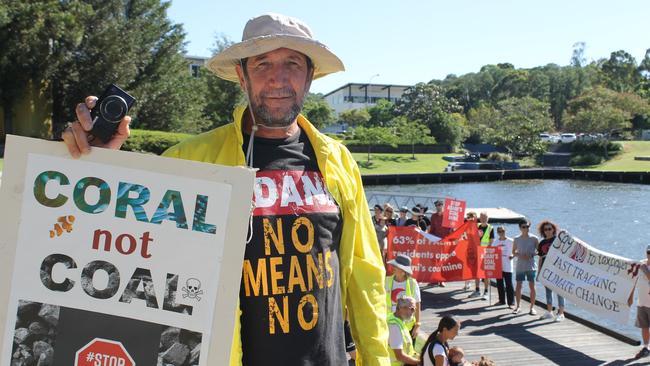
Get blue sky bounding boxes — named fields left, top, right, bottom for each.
left=168, top=0, right=649, bottom=94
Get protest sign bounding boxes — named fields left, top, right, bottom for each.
left=0, top=136, right=255, bottom=366
left=386, top=222, right=501, bottom=282
left=442, top=198, right=466, bottom=229
left=539, top=230, right=640, bottom=324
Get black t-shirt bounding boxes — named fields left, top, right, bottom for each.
left=240, top=128, right=346, bottom=365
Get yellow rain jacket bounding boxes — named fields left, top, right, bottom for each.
left=163, top=105, right=390, bottom=366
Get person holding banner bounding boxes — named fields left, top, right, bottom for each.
left=62, top=13, right=389, bottom=366
left=494, top=226, right=515, bottom=307
left=537, top=220, right=565, bottom=321
left=386, top=254, right=422, bottom=339
left=428, top=200, right=453, bottom=238
left=628, top=245, right=650, bottom=359
left=469, top=212, right=493, bottom=300
left=513, top=219, right=539, bottom=315
left=406, top=207, right=428, bottom=231
left=387, top=296, right=421, bottom=366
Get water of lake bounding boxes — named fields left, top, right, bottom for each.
left=366, top=179, right=650, bottom=339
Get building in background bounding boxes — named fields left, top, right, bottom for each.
left=185, top=55, right=209, bottom=77
left=323, top=83, right=411, bottom=116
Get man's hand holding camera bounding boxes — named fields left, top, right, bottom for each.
left=62, top=85, right=135, bottom=158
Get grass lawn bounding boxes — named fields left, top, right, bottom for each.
left=588, top=141, right=650, bottom=171
left=352, top=153, right=456, bottom=174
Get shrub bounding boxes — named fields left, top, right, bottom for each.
left=569, top=153, right=603, bottom=166
left=571, top=140, right=622, bottom=156
left=122, top=129, right=193, bottom=155
left=487, top=152, right=512, bottom=162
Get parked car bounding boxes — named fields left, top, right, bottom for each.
left=540, top=133, right=560, bottom=143
left=560, top=133, right=577, bottom=143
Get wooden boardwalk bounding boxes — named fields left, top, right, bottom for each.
left=417, top=282, right=647, bottom=365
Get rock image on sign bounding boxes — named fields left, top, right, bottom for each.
left=75, top=338, right=135, bottom=366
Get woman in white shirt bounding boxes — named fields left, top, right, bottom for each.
left=494, top=226, right=515, bottom=307
left=420, top=315, right=460, bottom=366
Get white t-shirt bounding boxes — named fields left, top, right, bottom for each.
left=388, top=324, right=404, bottom=350
left=638, top=264, right=650, bottom=307
left=385, top=277, right=421, bottom=312
left=423, top=343, right=448, bottom=366
left=493, top=237, right=514, bottom=273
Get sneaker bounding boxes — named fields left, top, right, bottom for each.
left=481, top=292, right=488, bottom=300
left=439, top=282, right=446, bottom=287
left=555, top=313, right=565, bottom=322
left=635, top=347, right=650, bottom=359
left=529, top=308, right=537, bottom=316
left=540, top=311, right=554, bottom=320
left=496, top=301, right=506, bottom=306
left=463, top=283, right=470, bottom=291
left=468, top=290, right=481, bottom=298
left=512, top=307, right=520, bottom=314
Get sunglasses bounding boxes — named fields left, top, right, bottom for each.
left=544, top=227, right=554, bottom=231
left=520, top=225, right=530, bottom=228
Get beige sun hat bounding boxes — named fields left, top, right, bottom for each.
left=206, top=13, right=345, bottom=82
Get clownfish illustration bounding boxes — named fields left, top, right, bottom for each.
left=49, top=215, right=75, bottom=238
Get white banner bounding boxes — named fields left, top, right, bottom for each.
left=0, top=136, right=255, bottom=366
left=539, top=230, right=641, bottom=324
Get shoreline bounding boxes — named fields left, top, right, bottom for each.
left=361, top=168, right=650, bottom=186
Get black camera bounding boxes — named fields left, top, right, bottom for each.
left=89, top=84, right=136, bottom=143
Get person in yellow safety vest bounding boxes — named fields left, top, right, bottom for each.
left=386, top=254, right=421, bottom=338
left=468, top=212, right=494, bottom=300
left=387, top=296, right=420, bottom=366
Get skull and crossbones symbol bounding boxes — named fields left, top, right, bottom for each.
left=182, top=278, right=204, bottom=301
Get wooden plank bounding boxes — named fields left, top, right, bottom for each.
left=417, top=282, right=642, bottom=365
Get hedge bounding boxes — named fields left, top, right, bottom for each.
left=121, top=129, right=193, bottom=155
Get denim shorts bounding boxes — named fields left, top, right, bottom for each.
left=515, top=270, right=536, bottom=282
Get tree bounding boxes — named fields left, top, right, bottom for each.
left=600, top=50, right=639, bottom=93
left=200, top=34, right=244, bottom=130
left=0, top=1, right=91, bottom=137
left=352, top=126, right=397, bottom=163
left=395, top=82, right=463, bottom=147
left=393, top=117, right=435, bottom=159
left=1, top=0, right=209, bottom=136
left=366, top=99, right=396, bottom=126
left=564, top=86, right=650, bottom=133
left=302, top=93, right=334, bottom=129
left=466, top=103, right=499, bottom=143
left=571, top=42, right=587, bottom=67
left=339, top=108, right=371, bottom=127
left=484, top=97, right=553, bottom=159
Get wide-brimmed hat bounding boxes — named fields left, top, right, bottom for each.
left=206, top=13, right=345, bottom=82
left=388, top=254, right=413, bottom=275
left=410, top=206, right=422, bottom=215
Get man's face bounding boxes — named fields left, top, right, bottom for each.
left=236, top=48, right=312, bottom=127
left=435, top=202, right=443, bottom=213
left=399, top=211, right=407, bottom=218
left=479, top=213, right=488, bottom=224
left=519, top=223, right=530, bottom=234
left=397, top=301, right=416, bottom=321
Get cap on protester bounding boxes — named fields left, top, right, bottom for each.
left=373, top=204, right=383, bottom=211
left=387, top=254, right=413, bottom=275
left=434, top=199, right=444, bottom=206
left=399, top=206, right=409, bottom=213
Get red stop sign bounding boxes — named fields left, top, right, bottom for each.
left=75, top=338, right=135, bottom=366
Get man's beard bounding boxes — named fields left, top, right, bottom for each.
left=401, top=314, right=415, bottom=323
left=249, top=87, right=304, bottom=128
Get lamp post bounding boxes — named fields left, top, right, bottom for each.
left=367, top=73, right=379, bottom=105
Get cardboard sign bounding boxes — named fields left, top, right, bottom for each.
left=0, top=136, right=255, bottom=366
left=539, top=230, right=639, bottom=324
left=386, top=222, right=501, bottom=282
left=442, top=198, right=465, bottom=229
